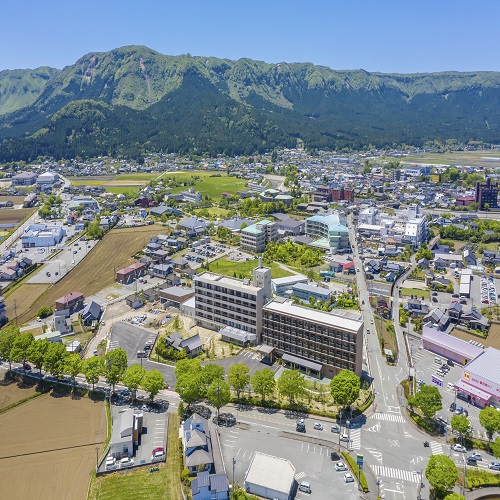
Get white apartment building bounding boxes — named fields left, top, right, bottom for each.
left=404, top=216, right=430, bottom=249
left=240, top=219, right=277, bottom=253
left=194, top=261, right=272, bottom=339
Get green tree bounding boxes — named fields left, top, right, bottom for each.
left=122, top=364, right=146, bottom=397
left=200, top=363, right=225, bottom=396
left=175, top=358, right=201, bottom=377
left=425, top=454, right=458, bottom=498
left=0, top=326, right=19, bottom=370
left=277, top=369, right=306, bottom=407
left=83, top=356, right=103, bottom=390
left=411, top=384, right=442, bottom=420
left=86, top=220, right=104, bottom=240
left=448, top=168, right=460, bottom=182
left=104, top=348, right=128, bottom=392
left=11, top=332, right=34, bottom=366
left=27, top=338, right=50, bottom=374
left=37, top=306, right=53, bottom=319
left=227, top=363, right=250, bottom=403
left=329, top=369, right=361, bottom=415
left=207, top=378, right=231, bottom=418
left=141, top=369, right=165, bottom=401
left=44, top=342, right=68, bottom=378
left=251, top=368, right=276, bottom=402
left=176, top=371, right=202, bottom=407
left=451, top=414, right=471, bottom=443
left=479, top=406, right=500, bottom=442
left=65, top=353, right=82, bottom=386
left=444, top=494, right=466, bottom=500
left=491, top=436, right=500, bottom=459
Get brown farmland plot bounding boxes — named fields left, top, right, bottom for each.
left=0, top=391, right=106, bottom=500
left=11, top=225, right=164, bottom=324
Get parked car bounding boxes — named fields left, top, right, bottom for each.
left=344, top=473, right=354, bottom=483
left=330, top=452, right=340, bottom=461
left=340, top=434, right=350, bottom=442
left=120, top=457, right=134, bottom=468
left=335, top=461, right=347, bottom=471
left=152, top=449, right=165, bottom=461
left=455, top=406, right=464, bottom=415
left=449, top=402, right=457, bottom=412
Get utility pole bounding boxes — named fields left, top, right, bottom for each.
left=14, top=299, right=17, bottom=326
left=232, top=457, right=236, bottom=498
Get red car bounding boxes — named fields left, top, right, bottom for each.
left=152, top=447, right=164, bottom=455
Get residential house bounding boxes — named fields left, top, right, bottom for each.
left=423, top=308, right=450, bottom=331
left=150, top=263, right=174, bottom=279
left=165, top=332, right=203, bottom=358
left=126, top=294, right=144, bottom=309
left=460, top=308, right=490, bottom=331
left=116, top=262, right=147, bottom=284
left=191, top=471, right=229, bottom=500
left=55, top=292, right=84, bottom=315
left=406, top=298, right=430, bottom=317
left=182, top=414, right=214, bottom=475
left=463, top=250, right=477, bottom=266
left=81, top=301, right=102, bottom=325
left=133, top=196, right=149, bottom=208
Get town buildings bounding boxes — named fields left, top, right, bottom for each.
left=240, top=219, right=277, bottom=253
left=11, top=171, right=37, bottom=186
left=194, top=260, right=272, bottom=341
left=475, top=178, right=499, bottom=209
left=305, top=212, right=350, bottom=253
left=261, top=297, right=363, bottom=378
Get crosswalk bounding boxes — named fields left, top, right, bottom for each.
left=350, top=428, right=361, bottom=449
left=370, top=412, right=406, bottom=423
left=295, top=471, right=306, bottom=481
left=370, top=465, right=420, bottom=483
left=241, top=350, right=260, bottom=360
left=430, top=441, right=443, bottom=455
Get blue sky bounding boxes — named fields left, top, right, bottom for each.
left=2, top=0, right=499, bottom=73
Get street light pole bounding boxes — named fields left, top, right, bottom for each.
left=232, top=457, right=236, bottom=498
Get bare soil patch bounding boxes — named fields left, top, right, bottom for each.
left=0, top=207, right=34, bottom=224
left=0, top=391, right=106, bottom=500
left=452, top=323, right=500, bottom=349
left=0, top=375, right=39, bottom=409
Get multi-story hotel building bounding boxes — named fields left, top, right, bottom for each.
left=262, top=297, right=363, bottom=377
left=194, top=261, right=272, bottom=341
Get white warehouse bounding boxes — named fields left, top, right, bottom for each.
left=21, top=224, right=66, bottom=248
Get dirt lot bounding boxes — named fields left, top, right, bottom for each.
left=0, top=195, right=30, bottom=205
left=9, top=225, right=164, bottom=324
left=0, top=207, right=35, bottom=224
left=0, top=390, right=106, bottom=500
left=0, top=375, right=39, bottom=409
left=452, top=323, right=500, bottom=349
left=4, top=283, right=50, bottom=323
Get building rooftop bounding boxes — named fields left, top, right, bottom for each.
left=422, top=325, right=484, bottom=359
left=264, top=298, right=363, bottom=333
left=245, top=452, right=295, bottom=495
left=464, top=347, right=500, bottom=382
left=196, top=272, right=263, bottom=293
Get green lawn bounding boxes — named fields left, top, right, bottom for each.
left=89, top=414, right=181, bottom=500
left=207, top=257, right=293, bottom=280
left=194, top=207, right=230, bottom=218
left=162, top=172, right=248, bottom=200
left=105, top=186, right=140, bottom=195
left=401, top=287, right=430, bottom=299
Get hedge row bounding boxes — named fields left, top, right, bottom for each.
left=341, top=451, right=369, bottom=493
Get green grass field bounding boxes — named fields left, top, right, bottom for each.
left=89, top=414, right=181, bottom=500
left=208, top=257, right=293, bottom=280
left=194, top=207, right=230, bottom=218
left=163, top=172, right=248, bottom=200
left=105, top=186, right=140, bottom=195
left=401, top=287, right=430, bottom=299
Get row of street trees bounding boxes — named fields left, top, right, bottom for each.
left=175, top=358, right=362, bottom=415
left=0, top=328, right=165, bottom=400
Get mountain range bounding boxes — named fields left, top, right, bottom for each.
left=0, top=45, right=499, bottom=161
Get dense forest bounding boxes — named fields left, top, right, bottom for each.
left=0, top=46, right=500, bottom=160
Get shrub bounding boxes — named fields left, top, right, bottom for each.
left=37, top=306, right=53, bottom=319
left=341, top=451, right=369, bottom=493
left=466, top=469, right=500, bottom=489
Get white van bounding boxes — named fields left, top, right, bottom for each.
left=299, top=481, right=311, bottom=493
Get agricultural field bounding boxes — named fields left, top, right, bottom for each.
left=0, top=375, right=39, bottom=410
left=4, top=283, right=50, bottom=324
left=0, top=390, right=106, bottom=500
left=208, top=256, right=293, bottom=280
left=0, top=195, right=30, bottom=205
left=7, top=225, right=164, bottom=324
left=392, top=150, right=500, bottom=167
left=452, top=323, right=500, bottom=350
left=89, top=414, right=182, bottom=500
left=0, top=207, right=35, bottom=225
left=163, top=172, right=248, bottom=200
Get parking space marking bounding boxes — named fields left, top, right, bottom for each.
left=295, top=471, right=306, bottom=480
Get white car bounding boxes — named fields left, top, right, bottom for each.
left=313, top=422, right=323, bottom=430
left=335, top=461, right=347, bottom=471
left=105, top=457, right=117, bottom=470
left=152, top=450, right=165, bottom=461
left=340, top=434, right=350, bottom=442
left=120, top=457, right=134, bottom=468
left=452, top=444, right=466, bottom=453
left=344, top=473, right=354, bottom=483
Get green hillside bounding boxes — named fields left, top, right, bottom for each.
left=1, top=46, right=500, bottom=159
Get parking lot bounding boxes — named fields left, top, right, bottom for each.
left=184, top=242, right=229, bottom=268
left=219, top=423, right=360, bottom=499
left=109, top=322, right=158, bottom=364
left=408, top=336, right=486, bottom=437
left=100, top=399, right=168, bottom=472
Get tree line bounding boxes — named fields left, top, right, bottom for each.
left=0, top=327, right=165, bottom=400
left=175, top=359, right=362, bottom=416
